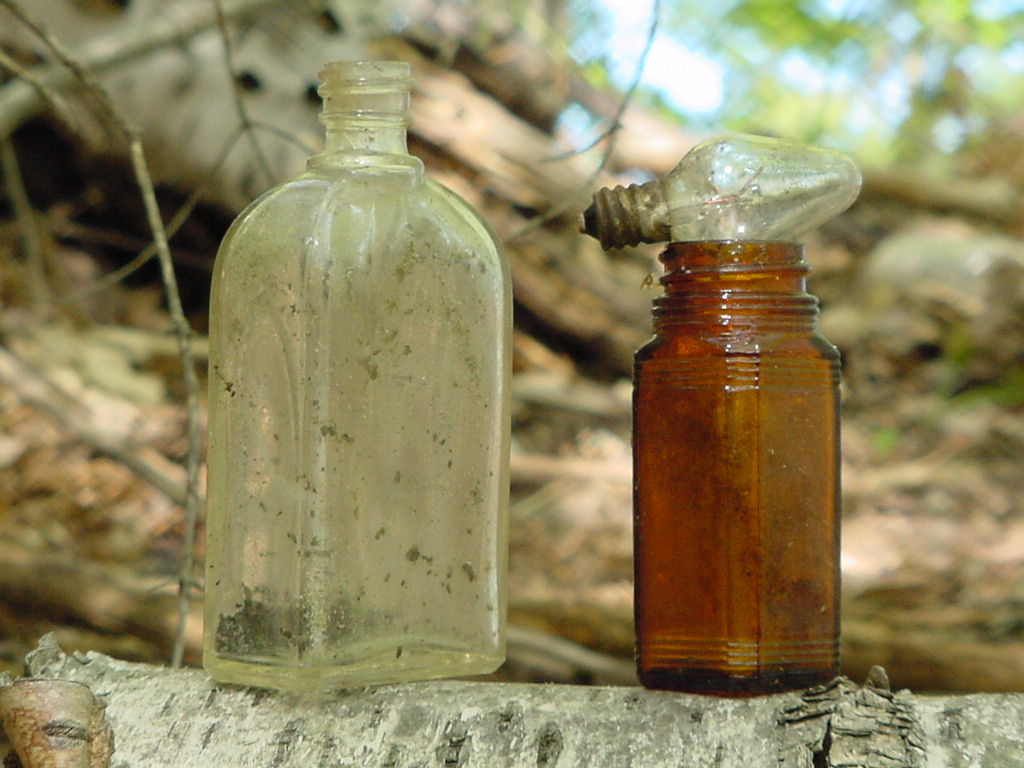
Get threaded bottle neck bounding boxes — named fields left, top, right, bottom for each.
left=652, top=241, right=818, bottom=332
left=311, top=61, right=420, bottom=172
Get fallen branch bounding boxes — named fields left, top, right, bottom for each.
left=0, top=541, right=202, bottom=664
left=509, top=453, right=631, bottom=485
left=15, top=636, right=1024, bottom=768
left=861, top=166, right=1022, bottom=224
left=0, top=0, right=281, bottom=139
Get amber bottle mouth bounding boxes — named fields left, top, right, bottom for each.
left=659, top=240, right=807, bottom=278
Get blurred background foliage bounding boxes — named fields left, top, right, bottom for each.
left=566, top=0, right=1024, bottom=170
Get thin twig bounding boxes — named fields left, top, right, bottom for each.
left=250, top=120, right=320, bottom=155
left=50, top=123, right=248, bottom=305
left=211, top=0, right=276, bottom=185
left=0, top=138, right=50, bottom=304
left=132, top=157, right=200, bottom=670
left=0, top=45, right=78, bottom=132
left=507, top=0, right=661, bottom=240
left=0, top=0, right=281, bottom=140
left=562, top=0, right=663, bottom=163
left=0, top=0, right=202, bottom=668
left=46, top=121, right=316, bottom=306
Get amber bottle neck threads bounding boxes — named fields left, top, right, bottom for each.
left=652, top=240, right=818, bottom=333
left=311, top=60, right=422, bottom=175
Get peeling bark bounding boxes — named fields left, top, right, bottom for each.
left=779, top=669, right=926, bottom=768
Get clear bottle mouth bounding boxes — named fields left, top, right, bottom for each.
left=317, top=60, right=413, bottom=126
left=318, top=60, right=413, bottom=90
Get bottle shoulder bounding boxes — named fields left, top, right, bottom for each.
left=212, top=170, right=508, bottom=296
left=423, top=180, right=501, bottom=242
left=419, top=179, right=506, bottom=265
left=223, top=175, right=333, bottom=228
left=222, top=172, right=499, bottom=241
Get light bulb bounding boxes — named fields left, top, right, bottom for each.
left=581, top=134, right=862, bottom=249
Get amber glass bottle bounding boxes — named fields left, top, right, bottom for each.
left=633, top=240, right=840, bottom=695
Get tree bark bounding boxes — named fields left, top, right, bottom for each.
left=8, top=636, right=1024, bottom=768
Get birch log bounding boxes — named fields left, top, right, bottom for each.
left=6, top=636, right=1024, bottom=768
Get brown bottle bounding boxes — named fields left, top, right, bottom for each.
left=633, top=240, right=840, bottom=694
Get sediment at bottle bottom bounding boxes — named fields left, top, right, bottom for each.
left=637, top=661, right=837, bottom=696
left=204, top=645, right=504, bottom=691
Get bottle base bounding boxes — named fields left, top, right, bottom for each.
left=638, top=664, right=837, bottom=696
left=205, top=647, right=505, bottom=692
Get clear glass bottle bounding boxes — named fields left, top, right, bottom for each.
left=632, top=241, right=840, bottom=694
left=203, top=60, right=511, bottom=691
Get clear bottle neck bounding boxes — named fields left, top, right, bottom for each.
left=308, top=60, right=423, bottom=176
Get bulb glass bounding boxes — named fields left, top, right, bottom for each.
left=662, top=134, right=862, bottom=242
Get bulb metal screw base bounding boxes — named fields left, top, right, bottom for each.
left=580, top=180, right=670, bottom=250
